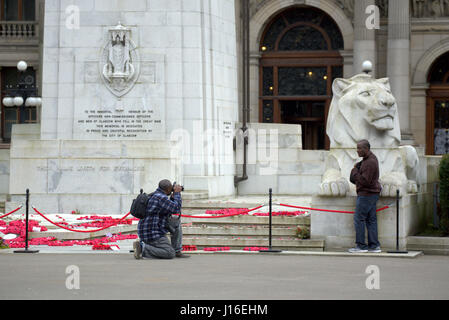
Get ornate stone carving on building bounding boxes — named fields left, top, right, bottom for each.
left=249, top=0, right=309, bottom=17
left=435, top=129, right=449, bottom=154
left=250, top=0, right=270, bottom=17
left=412, top=0, right=449, bottom=18
left=376, top=0, right=388, bottom=18
left=336, top=0, right=388, bottom=20
left=319, top=72, right=419, bottom=197
left=336, top=0, right=354, bottom=19
left=100, top=22, right=140, bottom=97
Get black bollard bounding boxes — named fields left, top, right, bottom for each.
left=14, top=189, right=39, bottom=253
left=387, top=189, right=408, bottom=254
left=259, top=188, right=282, bottom=253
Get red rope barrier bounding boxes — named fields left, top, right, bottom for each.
left=30, top=205, right=265, bottom=233
left=32, top=206, right=132, bottom=233
left=174, top=205, right=265, bottom=218
left=29, top=201, right=390, bottom=234
left=0, top=205, right=23, bottom=219
left=278, top=203, right=390, bottom=214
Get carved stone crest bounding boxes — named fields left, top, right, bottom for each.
left=100, top=22, right=140, bottom=97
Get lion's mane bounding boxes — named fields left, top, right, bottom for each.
left=326, top=74, right=401, bottom=149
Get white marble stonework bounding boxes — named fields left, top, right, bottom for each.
left=7, top=0, right=239, bottom=213
left=310, top=193, right=432, bottom=250
left=234, top=122, right=327, bottom=196
left=312, top=68, right=429, bottom=250
left=319, top=72, right=419, bottom=198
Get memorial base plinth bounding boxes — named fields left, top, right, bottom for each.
left=310, top=193, right=431, bottom=251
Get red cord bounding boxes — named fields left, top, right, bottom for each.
left=32, top=207, right=131, bottom=233
left=278, top=203, right=389, bottom=214
left=173, top=205, right=264, bottom=218
left=30, top=202, right=390, bottom=235
left=0, top=206, right=23, bottom=219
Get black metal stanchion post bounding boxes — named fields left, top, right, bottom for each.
left=14, top=189, right=39, bottom=254
left=387, top=189, right=408, bottom=254
left=260, top=188, right=282, bottom=253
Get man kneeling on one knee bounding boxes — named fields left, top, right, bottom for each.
left=134, top=179, right=189, bottom=259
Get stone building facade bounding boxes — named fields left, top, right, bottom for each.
left=242, top=0, right=449, bottom=153
left=0, top=0, right=447, bottom=212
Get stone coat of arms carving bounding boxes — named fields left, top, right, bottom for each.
left=100, top=22, right=140, bottom=97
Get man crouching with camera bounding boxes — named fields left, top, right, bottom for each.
left=134, top=179, right=189, bottom=259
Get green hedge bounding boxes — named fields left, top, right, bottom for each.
left=439, top=154, right=449, bottom=235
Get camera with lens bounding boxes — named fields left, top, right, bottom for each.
left=172, top=181, right=184, bottom=192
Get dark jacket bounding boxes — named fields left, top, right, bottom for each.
left=137, top=188, right=182, bottom=243
left=350, top=151, right=381, bottom=196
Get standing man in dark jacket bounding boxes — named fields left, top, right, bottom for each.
left=349, top=140, right=382, bottom=253
left=133, top=179, right=189, bottom=259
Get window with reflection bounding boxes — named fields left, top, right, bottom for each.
left=1, top=0, right=35, bottom=21
left=260, top=7, right=343, bottom=52
left=1, top=67, right=37, bottom=142
left=427, top=51, right=449, bottom=155
left=429, top=52, right=449, bottom=84
left=259, top=6, right=343, bottom=150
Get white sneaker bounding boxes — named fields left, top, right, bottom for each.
left=348, top=247, right=368, bottom=253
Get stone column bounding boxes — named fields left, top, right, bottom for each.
left=249, top=52, right=260, bottom=123
left=353, top=0, right=376, bottom=75
left=387, top=0, right=412, bottom=142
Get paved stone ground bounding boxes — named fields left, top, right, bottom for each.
left=1, top=252, right=448, bottom=300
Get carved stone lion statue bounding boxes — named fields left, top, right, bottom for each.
left=319, top=73, right=419, bottom=197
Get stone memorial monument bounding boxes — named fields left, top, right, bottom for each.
left=7, top=0, right=238, bottom=214
left=311, top=61, right=428, bottom=250
left=319, top=61, right=419, bottom=198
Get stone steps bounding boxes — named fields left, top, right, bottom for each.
left=22, top=208, right=321, bottom=251
left=182, top=237, right=323, bottom=251
left=181, top=225, right=298, bottom=237
left=181, top=214, right=309, bottom=225
left=182, top=195, right=312, bottom=209
left=17, top=195, right=322, bottom=251
left=181, top=191, right=209, bottom=200
left=29, top=223, right=137, bottom=240
left=180, top=213, right=320, bottom=251
left=407, top=236, right=449, bottom=255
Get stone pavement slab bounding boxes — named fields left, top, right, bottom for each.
left=0, top=253, right=448, bottom=300
left=0, top=239, right=422, bottom=258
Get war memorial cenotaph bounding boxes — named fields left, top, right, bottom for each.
left=7, top=0, right=239, bottom=214
left=4, top=0, right=439, bottom=250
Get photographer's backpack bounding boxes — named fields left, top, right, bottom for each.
left=130, top=189, right=154, bottom=219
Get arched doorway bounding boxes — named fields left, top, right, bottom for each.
left=426, top=51, right=449, bottom=155
left=259, top=6, right=344, bottom=150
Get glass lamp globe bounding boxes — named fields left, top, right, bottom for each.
left=13, top=96, right=24, bottom=106
left=35, top=97, right=42, bottom=107
left=362, top=60, right=373, bottom=73
left=2, top=97, right=15, bottom=107
left=17, top=60, right=28, bottom=72
left=25, top=97, right=36, bottom=107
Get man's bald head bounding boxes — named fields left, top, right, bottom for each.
left=357, top=139, right=370, bottom=150
left=158, top=179, right=172, bottom=194
left=356, top=139, right=371, bottom=158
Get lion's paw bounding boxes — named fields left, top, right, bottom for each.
left=380, top=182, right=400, bottom=197
left=319, top=177, right=349, bottom=196
left=406, top=180, right=418, bottom=193
left=379, top=172, right=407, bottom=197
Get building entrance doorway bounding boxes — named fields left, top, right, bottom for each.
left=258, top=6, right=344, bottom=150
left=426, top=51, right=449, bottom=155
left=280, top=100, right=325, bottom=150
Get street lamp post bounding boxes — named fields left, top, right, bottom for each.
left=2, top=60, right=41, bottom=125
